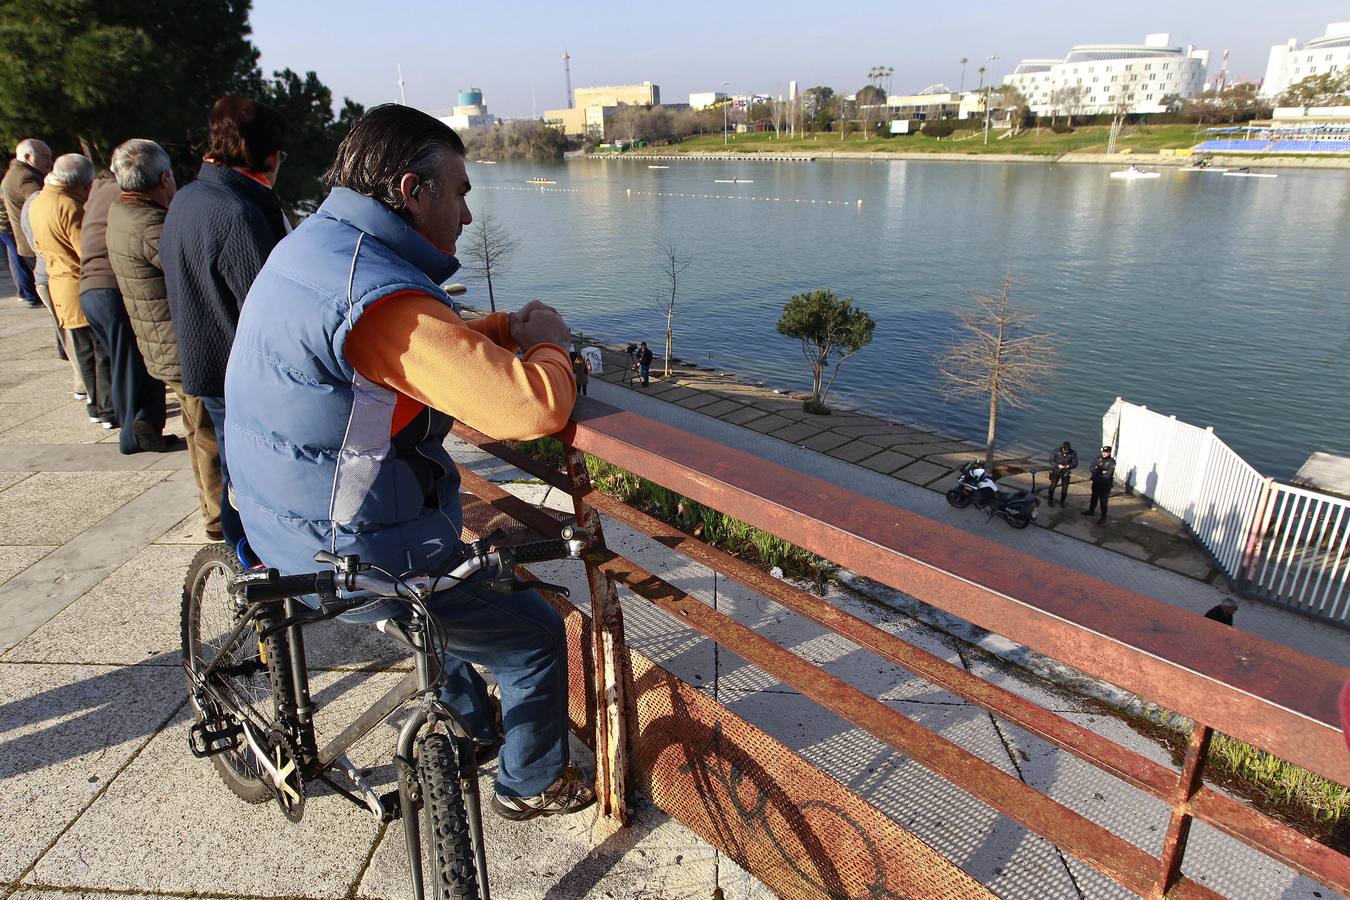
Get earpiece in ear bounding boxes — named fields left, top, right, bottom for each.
left=410, top=182, right=421, bottom=198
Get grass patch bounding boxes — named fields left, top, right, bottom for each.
left=510, top=436, right=831, bottom=581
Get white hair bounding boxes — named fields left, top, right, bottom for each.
left=45, top=153, right=95, bottom=187
left=111, top=139, right=172, bottom=192
left=15, top=139, right=49, bottom=163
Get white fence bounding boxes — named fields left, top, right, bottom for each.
left=1104, top=399, right=1350, bottom=624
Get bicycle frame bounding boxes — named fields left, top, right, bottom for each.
left=186, top=596, right=493, bottom=900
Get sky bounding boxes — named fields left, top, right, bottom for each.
left=250, top=2, right=1348, bottom=116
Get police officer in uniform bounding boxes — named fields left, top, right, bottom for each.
left=1047, top=441, right=1077, bottom=507
left=1083, top=445, right=1116, bottom=523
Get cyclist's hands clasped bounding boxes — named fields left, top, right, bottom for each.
left=510, top=300, right=571, bottom=353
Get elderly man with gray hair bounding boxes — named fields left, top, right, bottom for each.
left=2, top=138, right=53, bottom=308
left=29, top=153, right=114, bottom=426
left=82, top=144, right=177, bottom=455
left=108, top=140, right=221, bottom=534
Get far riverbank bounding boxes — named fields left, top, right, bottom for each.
left=597, top=149, right=1350, bottom=170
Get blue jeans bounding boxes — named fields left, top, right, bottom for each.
left=202, top=396, right=246, bottom=546
left=0, top=232, right=37, bottom=302
left=340, top=582, right=569, bottom=798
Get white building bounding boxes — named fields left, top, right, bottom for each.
left=1260, top=23, right=1350, bottom=99
left=1003, top=34, right=1209, bottom=115
left=437, top=88, right=496, bottom=132
left=689, top=91, right=728, bottom=110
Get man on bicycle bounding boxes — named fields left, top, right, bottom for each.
left=223, top=104, right=593, bottom=820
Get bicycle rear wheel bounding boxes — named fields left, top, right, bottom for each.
left=417, top=732, right=480, bottom=900
left=181, top=542, right=294, bottom=803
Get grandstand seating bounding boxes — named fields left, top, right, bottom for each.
left=1191, top=138, right=1350, bottom=153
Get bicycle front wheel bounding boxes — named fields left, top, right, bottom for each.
left=181, top=542, right=294, bottom=804
left=417, top=732, right=480, bottom=900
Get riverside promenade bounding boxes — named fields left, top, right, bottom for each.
left=1, top=285, right=1343, bottom=900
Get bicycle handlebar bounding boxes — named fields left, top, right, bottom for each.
left=231, top=530, right=590, bottom=606
left=234, top=569, right=337, bottom=603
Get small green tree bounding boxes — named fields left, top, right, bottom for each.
left=776, top=290, right=875, bottom=415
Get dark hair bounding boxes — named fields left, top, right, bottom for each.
left=207, top=96, right=286, bottom=171
left=323, top=104, right=466, bottom=217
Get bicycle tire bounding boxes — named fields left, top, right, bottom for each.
left=181, top=542, right=295, bottom=804
left=417, top=732, right=480, bottom=900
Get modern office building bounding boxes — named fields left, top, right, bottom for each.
left=573, top=82, right=660, bottom=108
left=545, top=82, right=662, bottom=139
left=689, top=91, right=728, bottom=110
left=1260, top=23, right=1350, bottom=99
left=437, top=88, right=496, bottom=131
left=1003, top=34, right=1209, bottom=115
left=884, top=91, right=988, bottom=120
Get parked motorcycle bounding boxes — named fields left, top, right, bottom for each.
left=946, top=462, right=1040, bottom=529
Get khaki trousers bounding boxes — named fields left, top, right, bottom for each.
left=170, top=384, right=222, bottom=535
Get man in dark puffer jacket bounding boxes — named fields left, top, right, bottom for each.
left=109, top=139, right=222, bottom=539
left=161, top=96, right=287, bottom=545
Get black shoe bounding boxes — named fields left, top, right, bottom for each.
left=1098, top=516, right=1106, bottom=524
left=1047, top=498, right=1054, bottom=507
left=133, top=421, right=181, bottom=452
left=1081, top=510, right=1093, bottom=516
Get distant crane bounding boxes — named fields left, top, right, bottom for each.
left=563, top=49, right=574, bottom=109
left=397, top=63, right=406, bottom=105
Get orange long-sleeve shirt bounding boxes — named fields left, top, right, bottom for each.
left=345, top=292, right=575, bottom=440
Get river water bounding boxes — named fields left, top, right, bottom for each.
left=464, top=157, right=1350, bottom=478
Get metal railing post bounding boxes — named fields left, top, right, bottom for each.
left=563, top=446, right=630, bottom=825
left=1153, top=723, right=1213, bottom=898
left=1239, top=477, right=1277, bottom=591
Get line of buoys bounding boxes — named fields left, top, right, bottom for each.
left=480, top=185, right=863, bottom=207
left=626, top=188, right=861, bottom=206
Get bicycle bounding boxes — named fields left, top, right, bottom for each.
left=180, top=524, right=590, bottom=900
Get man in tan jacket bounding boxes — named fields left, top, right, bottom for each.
left=29, top=154, right=114, bottom=426
left=108, top=139, right=222, bottom=539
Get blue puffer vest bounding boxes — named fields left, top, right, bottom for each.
left=224, top=187, right=462, bottom=577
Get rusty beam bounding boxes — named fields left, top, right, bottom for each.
left=1155, top=725, right=1213, bottom=897
left=564, top=448, right=631, bottom=825
left=506, top=404, right=1350, bottom=787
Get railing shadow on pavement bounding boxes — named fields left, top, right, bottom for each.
left=451, top=395, right=1350, bottom=899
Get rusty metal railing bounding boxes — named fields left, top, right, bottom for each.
left=451, top=396, right=1349, bottom=899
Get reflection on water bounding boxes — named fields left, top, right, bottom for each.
left=468, top=158, right=1350, bottom=478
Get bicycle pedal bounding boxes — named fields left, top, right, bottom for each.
left=378, top=790, right=403, bottom=822
left=188, top=718, right=242, bottom=758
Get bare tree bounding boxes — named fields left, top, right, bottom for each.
left=460, top=212, right=519, bottom=312
left=938, top=274, right=1058, bottom=471
left=1062, top=84, right=1089, bottom=126
left=655, top=241, right=692, bottom=379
